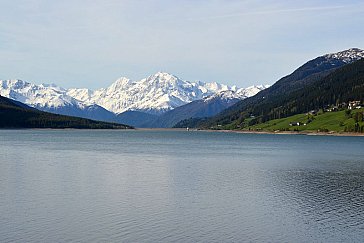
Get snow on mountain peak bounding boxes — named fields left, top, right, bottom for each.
left=0, top=79, right=79, bottom=108
left=203, top=90, right=238, bottom=102
left=108, top=77, right=132, bottom=91
left=1, top=74, right=269, bottom=115
left=144, top=72, right=182, bottom=86
left=325, top=48, right=364, bottom=63
left=65, top=73, right=267, bottom=114
left=150, top=71, right=177, bottom=79
left=203, top=84, right=270, bottom=102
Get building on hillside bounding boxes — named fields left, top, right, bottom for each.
left=338, top=102, right=347, bottom=108
left=325, top=106, right=338, bottom=112
left=289, top=122, right=301, bottom=126
left=307, top=110, right=317, bottom=115
left=348, top=101, right=361, bottom=110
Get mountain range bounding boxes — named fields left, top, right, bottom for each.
left=1, top=48, right=363, bottom=130
left=0, top=72, right=267, bottom=127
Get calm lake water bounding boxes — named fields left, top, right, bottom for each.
left=0, top=130, right=363, bottom=242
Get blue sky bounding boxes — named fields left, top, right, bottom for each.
left=1, top=0, right=364, bottom=89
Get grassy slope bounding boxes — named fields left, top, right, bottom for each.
left=243, top=108, right=364, bottom=133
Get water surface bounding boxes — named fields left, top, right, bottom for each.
left=0, top=130, right=363, bottom=242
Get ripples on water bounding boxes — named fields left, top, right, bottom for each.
left=0, top=130, right=364, bottom=242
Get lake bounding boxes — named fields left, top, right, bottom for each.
left=0, top=130, right=363, bottom=242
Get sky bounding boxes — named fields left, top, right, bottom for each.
left=1, top=0, right=364, bottom=89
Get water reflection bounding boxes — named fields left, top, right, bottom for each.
left=0, top=130, right=363, bottom=242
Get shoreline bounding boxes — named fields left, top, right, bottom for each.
left=136, top=127, right=364, bottom=137
left=1, top=127, right=364, bottom=136
left=197, top=129, right=364, bottom=137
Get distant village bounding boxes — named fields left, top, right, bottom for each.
left=289, top=100, right=363, bottom=127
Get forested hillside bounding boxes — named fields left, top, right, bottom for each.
left=178, top=50, right=364, bottom=129
left=0, top=96, right=132, bottom=129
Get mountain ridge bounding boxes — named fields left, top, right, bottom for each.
left=144, top=86, right=269, bottom=128
left=178, top=48, right=364, bottom=129
left=1, top=48, right=363, bottom=127
left=68, top=72, right=263, bottom=115
left=1, top=72, right=266, bottom=123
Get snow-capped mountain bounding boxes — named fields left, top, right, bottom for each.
left=3, top=47, right=363, bottom=123
left=0, top=80, right=74, bottom=108
left=68, top=72, right=236, bottom=115
left=324, top=48, right=364, bottom=64
left=0, top=79, right=116, bottom=121
left=131, top=85, right=269, bottom=128
left=0, top=72, right=266, bottom=121
left=203, top=85, right=270, bottom=102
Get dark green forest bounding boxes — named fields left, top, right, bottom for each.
left=0, top=96, right=132, bottom=129
left=178, top=57, right=364, bottom=129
